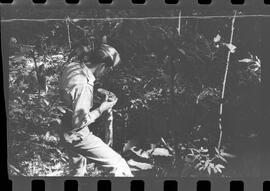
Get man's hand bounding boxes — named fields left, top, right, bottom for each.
left=99, top=98, right=118, bottom=113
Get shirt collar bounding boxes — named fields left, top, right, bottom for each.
left=80, top=63, right=96, bottom=85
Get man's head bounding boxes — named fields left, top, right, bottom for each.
left=84, top=44, right=120, bottom=79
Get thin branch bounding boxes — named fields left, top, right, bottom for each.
left=65, top=18, right=72, bottom=49
left=69, top=20, right=88, bottom=33
left=217, top=11, right=237, bottom=150
left=177, top=11, right=182, bottom=37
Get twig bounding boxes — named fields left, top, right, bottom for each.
left=143, top=77, right=155, bottom=89
left=69, top=20, right=87, bottom=33
left=161, top=137, right=174, bottom=154
left=217, top=11, right=237, bottom=150
left=152, top=25, right=169, bottom=37
left=177, top=11, right=182, bottom=37
left=65, top=18, right=72, bottom=49
left=9, top=164, right=26, bottom=176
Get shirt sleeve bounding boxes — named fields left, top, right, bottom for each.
left=70, top=84, right=96, bottom=130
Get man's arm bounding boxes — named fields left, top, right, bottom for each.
left=71, top=84, right=103, bottom=130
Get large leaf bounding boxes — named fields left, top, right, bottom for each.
left=223, top=43, right=237, bottom=53
left=207, top=165, right=211, bottom=175
left=220, top=151, right=236, bottom=158
left=127, top=159, right=154, bottom=171
left=215, top=164, right=225, bottom=174
left=213, top=34, right=221, bottom=43
left=130, top=147, right=151, bottom=159
left=238, top=58, right=253, bottom=63
left=151, top=148, right=172, bottom=157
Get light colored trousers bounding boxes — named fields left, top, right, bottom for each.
left=61, top=126, right=133, bottom=177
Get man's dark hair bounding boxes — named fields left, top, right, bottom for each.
left=68, top=43, right=120, bottom=68
left=88, top=48, right=114, bottom=67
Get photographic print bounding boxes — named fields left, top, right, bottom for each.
left=1, top=6, right=267, bottom=180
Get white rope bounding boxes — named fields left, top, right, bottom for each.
left=1, top=14, right=270, bottom=22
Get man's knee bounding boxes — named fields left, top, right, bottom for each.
left=69, top=154, right=87, bottom=176
left=111, top=157, right=133, bottom=177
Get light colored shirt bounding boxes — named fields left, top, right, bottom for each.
left=60, top=61, right=96, bottom=131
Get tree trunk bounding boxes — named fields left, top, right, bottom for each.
left=104, top=109, right=113, bottom=147
left=31, top=52, right=41, bottom=95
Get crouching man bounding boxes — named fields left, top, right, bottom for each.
left=59, top=44, right=133, bottom=177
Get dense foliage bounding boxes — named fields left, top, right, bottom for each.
left=6, top=9, right=262, bottom=177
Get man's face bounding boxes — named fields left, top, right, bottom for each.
left=95, top=63, right=113, bottom=79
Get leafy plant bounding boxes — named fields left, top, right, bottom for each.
left=185, top=146, right=235, bottom=175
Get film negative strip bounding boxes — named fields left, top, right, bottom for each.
left=1, top=0, right=270, bottom=190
